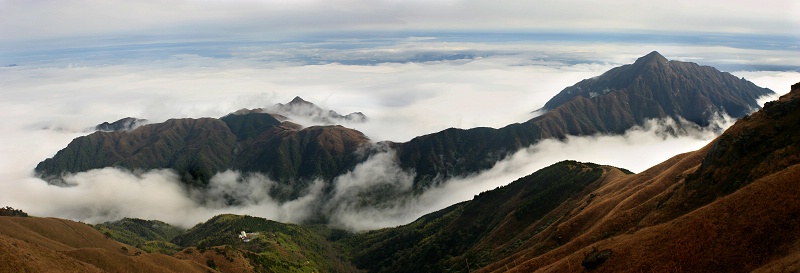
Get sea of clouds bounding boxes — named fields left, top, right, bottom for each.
left=0, top=37, right=797, bottom=230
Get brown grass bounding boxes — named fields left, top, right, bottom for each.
left=0, top=217, right=214, bottom=273
left=175, top=246, right=255, bottom=273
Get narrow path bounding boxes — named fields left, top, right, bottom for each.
left=57, top=219, right=94, bottom=247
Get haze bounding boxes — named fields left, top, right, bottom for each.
left=1, top=0, right=798, bottom=230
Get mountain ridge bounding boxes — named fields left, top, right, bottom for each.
left=7, top=81, right=800, bottom=272
left=348, top=81, right=800, bottom=272
left=33, top=52, right=776, bottom=223
left=533, top=51, right=772, bottom=138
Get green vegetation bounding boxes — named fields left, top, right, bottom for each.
left=94, top=218, right=185, bottom=255
left=513, top=161, right=604, bottom=221
left=0, top=206, right=29, bottom=217
left=90, top=161, right=604, bottom=272
left=172, top=214, right=357, bottom=273
left=347, top=160, right=606, bottom=273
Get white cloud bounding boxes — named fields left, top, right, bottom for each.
left=3, top=111, right=735, bottom=231
left=1, top=0, right=797, bottom=48
left=326, top=115, right=734, bottom=231
left=0, top=36, right=796, bottom=230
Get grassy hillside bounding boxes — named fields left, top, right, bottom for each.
left=0, top=216, right=214, bottom=273
left=347, top=160, right=610, bottom=272
left=94, top=218, right=185, bottom=255
left=172, top=214, right=358, bottom=273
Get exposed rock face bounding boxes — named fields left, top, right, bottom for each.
left=532, top=51, right=773, bottom=138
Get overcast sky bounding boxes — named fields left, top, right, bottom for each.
left=0, top=0, right=798, bottom=228
left=2, top=0, right=798, bottom=49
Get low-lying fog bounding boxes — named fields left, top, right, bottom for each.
left=1, top=39, right=797, bottom=230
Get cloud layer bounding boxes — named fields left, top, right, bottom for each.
left=0, top=36, right=797, bottom=230
left=2, top=114, right=735, bottom=231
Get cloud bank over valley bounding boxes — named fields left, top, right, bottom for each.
left=1, top=32, right=798, bottom=230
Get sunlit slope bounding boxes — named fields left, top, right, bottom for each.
left=344, top=82, right=799, bottom=272
left=487, top=82, right=800, bottom=272
left=0, top=217, right=213, bottom=273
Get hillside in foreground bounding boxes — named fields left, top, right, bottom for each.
left=350, top=82, right=800, bottom=272
left=0, top=216, right=214, bottom=273
left=4, top=81, right=799, bottom=273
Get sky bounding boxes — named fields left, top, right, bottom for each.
left=0, top=0, right=799, bottom=230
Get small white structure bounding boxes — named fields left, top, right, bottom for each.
left=239, top=231, right=251, bottom=242
left=238, top=231, right=259, bottom=242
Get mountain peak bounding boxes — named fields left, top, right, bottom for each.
left=289, top=96, right=312, bottom=105
left=535, top=50, right=774, bottom=138
left=633, top=51, right=668, bottom=66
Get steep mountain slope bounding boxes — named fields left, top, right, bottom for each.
left=347, top=160, right=619, bottom=272
left=389, top=51, right=772, bottom=186
left=0, top=216, right=214, bottom=273
left=34, top=52, right=774, bottom=218
left=10, top=84, right=797, bottom=272
left=344, top=82, right=800, bottom=273
left=532, top=51, right=773, bottom=138
left=36, top=112, right=371, bottom=193
left=37, top=117, right=238, bottom=187
left=391, top=123, right=542, bottom=188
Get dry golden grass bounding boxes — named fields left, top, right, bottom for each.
left=0, top=217, right=214, bottom=273
left=0, top=235, right=103, bottom=273
left=480, top=84, right=800, bottom=273
left=175, top=246, right=256, bottom=273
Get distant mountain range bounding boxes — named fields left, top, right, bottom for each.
left=232, top=96, right=368, bottom=124
left=95, top=117, right=148, bottom=132
left=6, top=80, right=800, bottom=272
left=35, top=51, right=774, bottom=210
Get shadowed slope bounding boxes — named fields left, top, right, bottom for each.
left=391, top=51, right=771, bottom=186
left=482, top=82, right=800, bottom=272
left=347, top=161, right=614, bottom=272
left=32, top=53, right=777, bottom=228
left=36, top=118, right=237, bottom=187
left=341, top=82, right=799, bottom=273
left=533, top=51, right=773, bottom=138
left=36, top=112, right=371, bottom=194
